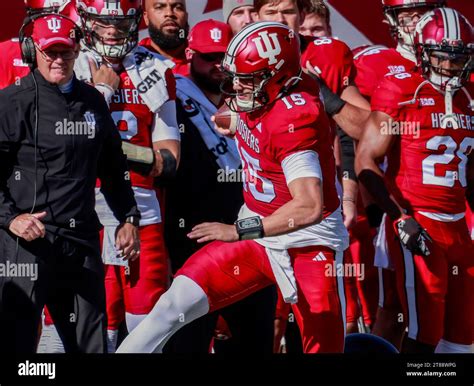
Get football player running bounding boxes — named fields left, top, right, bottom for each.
left=75, top=0, right=180, bottom=352
left=353, top=0, right=447, bottom=348
left=117, top=22, right=349, bottom=354
left=356, top=8, right=474, bottom=353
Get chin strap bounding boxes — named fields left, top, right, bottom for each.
left=441, top=80, right=458, bottom=129
left=398, top=79, right=431, bottom=106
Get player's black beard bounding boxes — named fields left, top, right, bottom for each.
left=190, top=64, right=222, bottom=95
left=148, top=23, right=188, bottom=50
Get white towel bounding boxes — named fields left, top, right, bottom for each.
left=175, top=75, right=241, bottom=171
left=265, top=248, right=298, bottom=304
left=75, top=46, right=174, bottom=114
left=122, top=46, right=174, bottom=113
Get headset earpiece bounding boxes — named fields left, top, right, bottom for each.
left=21, top=36, right=37, bottom=67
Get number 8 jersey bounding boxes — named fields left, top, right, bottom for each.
left=371, top=71, right=474, bottom=216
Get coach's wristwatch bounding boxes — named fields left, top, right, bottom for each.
left=235, top=216, right=264, bottom=240
left=125, top=216, right=140, bottom=227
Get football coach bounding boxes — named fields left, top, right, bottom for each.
left=0, top=14, right=140, bottom=353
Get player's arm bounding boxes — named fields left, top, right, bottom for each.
left=339, top=127, right=358, bottom=229
left=188, top=150, right=324, bottom=243
left=357, top=111, right=433, bottom=256
left=151, top=100, right=180, bottom=178
left=331, top=84, right=371, bottom=141
left=262, top=174, right=323, bottom=236
left=120, top=100, right=181, bottom=178
left=355, top=111, right=402, bottom=220
left=466, top=151, right=474, bottom=212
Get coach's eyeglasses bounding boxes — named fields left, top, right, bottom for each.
left=36, top=45, right=77, bottom=62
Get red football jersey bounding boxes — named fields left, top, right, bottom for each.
left=236, top=73, right=340, bottom=218
left=139, top=37, right=189, bottom=77
left=108, top=68, right=176, bottom=190
left=301, top=36, right=356, bottom=96
left=372, top=72, right=474, bottom=215
left=353, top=45, right=416, bottom=101
left=0, top=39, right=30, bottom=89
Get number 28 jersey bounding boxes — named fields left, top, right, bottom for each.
left=372, top=71, right=474, bottom=215
left=236, top=74, right=340, bottom=219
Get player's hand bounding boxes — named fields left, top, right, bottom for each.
left=393, top=215, right=433, bottom=257
left=187, top=222, right=239, bottom=243
left=342, top=199, right=358, bottom=230
left=211, top=115, right=235, bottom=138
left=150, top=150, right=163, bottom=177
left=8, top=211, right=47, bottom=242
left=304, top=60, right=322, bottom=78
left=273, top=318, right=288, bottom=353
left=115, top=223, right=140, bottom=261
left=89, top=58, right=120, bottom=91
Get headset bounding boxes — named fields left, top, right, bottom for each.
left=19, top=12, right=83, bottom=68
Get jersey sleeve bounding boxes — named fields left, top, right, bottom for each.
left=371, top=75, right=410, bottom=120
left=354, top=57, right=381, bottom=99
left=302, top=38, right=356, bottom=96
left=152, top=100, right=180, bottom=142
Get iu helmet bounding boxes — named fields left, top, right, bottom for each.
left=25, top=0, right=71, bottom=15
left=382, top=0, right=445, bottom=47
left=77, top=0, right=142, bottom=58
left=415, top=7, right=473, bottom=88
left=221, top=22, right=302, bottom=112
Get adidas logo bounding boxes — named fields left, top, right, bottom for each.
left=312, top=252, right=327, bottom=262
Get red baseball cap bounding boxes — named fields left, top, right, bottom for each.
left=188, top=19, right=233, bottom=54
left=32, top=14, right=78, bottom=50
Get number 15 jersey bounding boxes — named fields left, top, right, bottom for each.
left=236, top=73, right=340, bottom=220
left=371, top=71, right=474, bottom=216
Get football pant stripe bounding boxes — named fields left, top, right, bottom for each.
left=399, top=241, right=419, bottom=340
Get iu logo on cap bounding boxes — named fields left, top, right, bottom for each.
left=210, top=28, right=222, bottom=43
left=47, top=17, right=62, bottom=33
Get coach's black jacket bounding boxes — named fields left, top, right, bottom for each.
left=0, top=69, right=139, bottom=247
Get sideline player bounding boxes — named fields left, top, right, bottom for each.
left=140, top=0, right=190, bottom=76
left=75, top=0, right=180, bottom=352
left=353, top=0, right=446, bottom=347
left=356, top=8, right=474, bottom=353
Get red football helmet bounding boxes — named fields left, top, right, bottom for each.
left=382, top=0, right=446, bottom=47
left=77, top=0, right=142, bottom=58
left=25, top=0, right=71, bottom=15
left=221, top=22, right=302, bottom=112
left=415, top=7, right=473, bottom=88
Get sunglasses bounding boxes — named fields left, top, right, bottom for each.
left=198, top=52, right=225, bottom=62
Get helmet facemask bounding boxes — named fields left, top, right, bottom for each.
left=79, top=10, right=142, bottom=59
left=221, top=69, right=272, bottom=113
left=419, top=44, right=473, bottom=90
left=383, top=2, right=443, bottom=58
